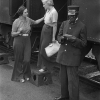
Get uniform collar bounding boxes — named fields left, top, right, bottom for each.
left=69, top=17, right=79, bottom=25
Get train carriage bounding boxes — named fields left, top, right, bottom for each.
left=71, top=0, right=100, bottom=86
left=1, top=0, right=100, bottom=85
left=0, top=0, right=69, bottom=62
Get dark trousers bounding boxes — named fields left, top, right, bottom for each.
left=60, top=64, right=79, bottom=100
left=37, top=24, right=55, bottom=70
left=11, top=36, right=31, bottom=81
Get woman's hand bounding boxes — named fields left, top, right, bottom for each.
left=52, top=38, right=56, bottom=43
left=11, top=28, right=23, bottom=37
left=18, top=28, right=23, bottom=33
left=52, top=40, right=57, bottom=43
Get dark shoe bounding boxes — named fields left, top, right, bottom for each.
left=11, top=78, right=21, bottom=82
left=54, top=97, right=69, bottom=100
left=11, top=79, right=20, bottom=82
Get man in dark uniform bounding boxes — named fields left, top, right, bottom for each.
left=54, top=5, right=87, bottom=100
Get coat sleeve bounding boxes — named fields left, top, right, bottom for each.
left=57, top=22, right=64, bottom=43
left=68, top=25, right=87, bottom=49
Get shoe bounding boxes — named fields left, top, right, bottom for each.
left=54, top=97, right=69, bottom=100
left=26, top=77, right=29, bottom=81
left=39, top=67, right=48, bottom=72
left=11, top=78, right=20, bottom=82
left=24, top=76, right=30, bottom=81
left=20, top=79, right=25, bottom=83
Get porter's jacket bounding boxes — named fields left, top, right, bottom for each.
left=56, top=20, right=87, bottom=66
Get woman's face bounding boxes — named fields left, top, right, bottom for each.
left=23, top=9, right=28, bottom=17
left=43, top=2, right=49, bottom=10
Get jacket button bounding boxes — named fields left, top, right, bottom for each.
left=65, top=50, right=66, bottom=51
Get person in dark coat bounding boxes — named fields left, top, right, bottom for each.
left=54, top=5, right=87, bottom=100
left=37, top=0, right=58, bottom=72
left=11, top=6, right=44, bottom=83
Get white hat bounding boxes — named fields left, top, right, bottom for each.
left=41, top=0, right=54, bottom=5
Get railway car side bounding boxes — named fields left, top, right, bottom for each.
left=0, top=0, right=70, bottom=62
left=71, top=0, right=100, bottom=43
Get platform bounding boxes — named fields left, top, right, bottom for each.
left=79, top=61, right=100, bottom=88
left=0, top=60, right=100, bottom=100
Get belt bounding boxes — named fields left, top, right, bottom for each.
left=45, top=24, right=53, bottom=27
left=22, top=34, right=29, bottom=36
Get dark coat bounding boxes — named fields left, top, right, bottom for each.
left=56, top=20, right=87, bottom=66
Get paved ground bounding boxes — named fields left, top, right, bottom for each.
left=0, top=59, right=100, bottom=100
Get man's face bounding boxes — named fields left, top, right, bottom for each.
left=68, top=10, right=78, bottom=23
left=68, top=15, right=77, bottom=22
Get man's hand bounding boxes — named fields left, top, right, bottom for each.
left=63, top=34, right=76, bottom=40
left=63, top=34, right=72, bottom=37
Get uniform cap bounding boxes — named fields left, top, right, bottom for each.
left=68, top=5, right=79, bottom=15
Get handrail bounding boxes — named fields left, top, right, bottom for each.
left=12, top=0, right=27, bottom=18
